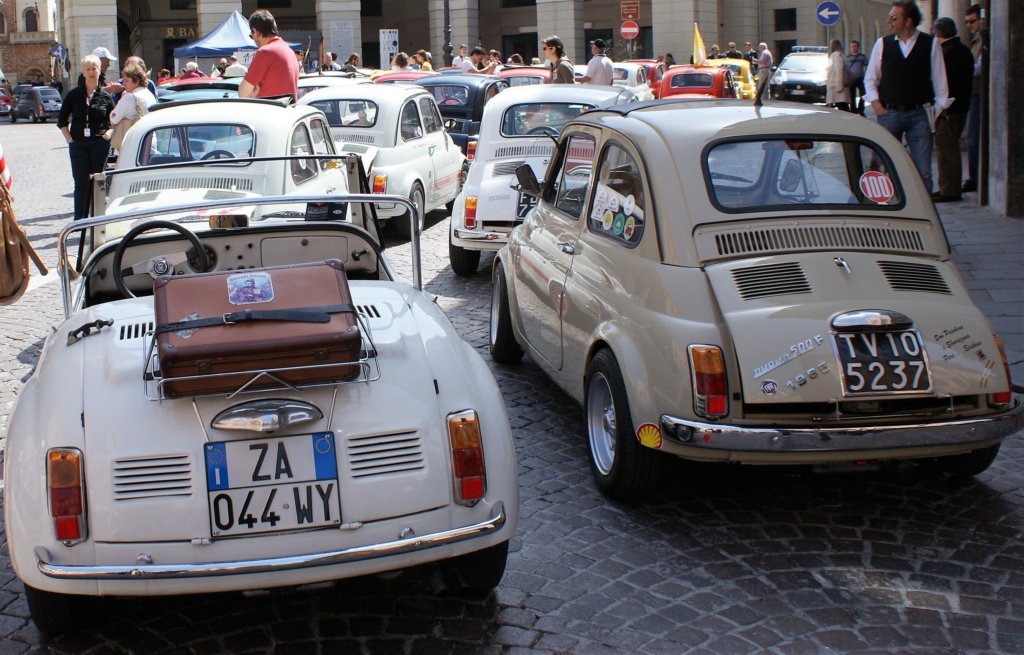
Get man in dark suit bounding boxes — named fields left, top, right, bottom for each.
left=931, top=17, right=974, bottom=202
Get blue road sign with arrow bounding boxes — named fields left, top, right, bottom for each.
left=816, top=1, right=842, bottom=26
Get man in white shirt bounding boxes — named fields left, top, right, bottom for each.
left=452, top=44, right=469, bottom=68
left=458, top=47, right=497, bottom=74
left=579, top=39, right=613, bottom=85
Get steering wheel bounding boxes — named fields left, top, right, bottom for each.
left=111, top=220, right=211, bottom=299
left=527, top=126, right=559, bottom=137
left=201, top=149, right=235, bottom=160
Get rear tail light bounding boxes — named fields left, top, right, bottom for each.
left=46, top=448, right=88, bottom=544
left=467, top=140, right=477, bottom=161
left=688, top=345, right=729, bottom=419
left=371, top=174, right=387, bottom=194
left=464, top=196, right=478, bottom=229
left=447, top=410, right=486, bottom=505
left=990, top=336, right=1012, bottom=407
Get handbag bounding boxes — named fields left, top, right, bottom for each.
left=109, top=91, right=147, bottom=151
left=0, top=183, right=48, bottom=305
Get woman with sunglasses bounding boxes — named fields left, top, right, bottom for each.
left=542, top=36, right=575, bottom=84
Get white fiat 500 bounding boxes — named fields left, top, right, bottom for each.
left=4, top=186, right=517, bottom=632
left=573, top=62, right=655, bottom=101
left=491, top=99, right=1022, bottom=499
left=448, top=85, right=635, bottom=275
left=299, top=84, right=465, bottom=239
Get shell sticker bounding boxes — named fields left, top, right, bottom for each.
left=227, top=271, right=274, bottom=305
left=858, top=171, right=895, bottom=204
left=636, top=423, right=662, bottom=448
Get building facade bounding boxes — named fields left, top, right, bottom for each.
left=0, top=0, right=59, bottom=86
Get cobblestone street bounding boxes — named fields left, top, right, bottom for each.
left=0, top=122, right=1022, bottom=654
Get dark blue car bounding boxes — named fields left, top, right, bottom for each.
left=414, top=74, right=508, bottom=165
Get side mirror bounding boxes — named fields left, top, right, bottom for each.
left=513, top=164, right=541, bottom=197
left=444, top=118, right=458, bottom=130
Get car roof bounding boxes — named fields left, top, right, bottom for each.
left=145, top=98, right=324, bottom=127
left=298, top=83, right=432, bottom=105
left=480, top=84, right=632, bottom=112
left=498, top=66, right=550, bottom=77
left=414, top=74, right=502, bottom=88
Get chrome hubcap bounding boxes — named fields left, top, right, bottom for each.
left=489, top=272, right=502, bottom=346
left=587, top=372, right=616, bottom=475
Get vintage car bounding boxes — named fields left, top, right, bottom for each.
left=299, top=84, right=464, bottom=238
left=5, top=184, right=518, bottom=631
left=626, top=59, right=665, bottom=99
left=448, top=84, right=635, bottom=275
left=96, top=98, right=351, bottom=221
left=659, top=65, right=739, bottom=99
left=0, top=88, right=12, bottom=116
left=498, top=65, right=550, bottom=87
left=572, top=62, right=654, bottom=101
left=372, top=70, right=437, bottom=85
left=157, top=77, right=242, bottom=103
left=490, top=99, right=1022, bottom=499
left=297, top=73, right=372, bottom=98
left=414, top=73, right=509, bottom=164
left=769, top=49, right=829, bottom=104
left=10, top=85, right=62, bottom=122
left=710, top=57, right=756, bottom=99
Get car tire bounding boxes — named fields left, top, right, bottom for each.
left=489, top=261, right=523, bottom=364
left=450, top=540, right=509, bottom=592
left=449, top=241, right=481, bottom=276
left=25, top=584, right=90, bottom=633
left=934, top=444, right=1001, bottom=477
left=393, top=182, right=424, bottom=241
left=585, top=349, right=663, bottom=500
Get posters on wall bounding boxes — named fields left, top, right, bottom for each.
left=379, top=29, right=399, bottom=70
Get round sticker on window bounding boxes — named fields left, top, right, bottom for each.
left=601, top=210, right=614, bottom=231
left=858, top=171, right=895, bottom=204
left=623, top=217, right=636, bottom=240
left=612, top=212, right=626, bottom=236
left=623, top=194, right=636, bottom=216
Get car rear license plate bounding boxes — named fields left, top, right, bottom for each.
left=833, top=331, right=931, bottom=395
left=516, top=192, right=537, bottom=219
left=205, top=432, right=341, bottom=538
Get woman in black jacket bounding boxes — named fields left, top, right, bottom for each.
left=58, top=54, right=115, bottom=219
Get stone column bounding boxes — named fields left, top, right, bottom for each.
left=443, top=0, right=479, bottom=54
left=316, top=0, right=362, bottom=63
left=651, top=0, right=696, bottom=63
left=536, top=0, right=582, bottom=63
left=197, top=0, right=243, bottom=37
left=63, top=0, right=118, bottom=66
left=427, top=0, right=456, bottom=67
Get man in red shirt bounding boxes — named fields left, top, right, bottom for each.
left=238, top=10, right=298, bottom=100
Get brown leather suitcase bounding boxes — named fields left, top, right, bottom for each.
left=153, top=259, right=361, bottom=398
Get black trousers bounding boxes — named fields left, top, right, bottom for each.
left=69, top=138, right=109, bottom=219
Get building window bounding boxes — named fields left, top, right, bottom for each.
left=169, top=0, right=196, bottom=9
left=24, top=8, right=39, bottom=33
left=361, top=0, right=383, bottom=17
left=0, top=14, right=6, bottom=34
left=502, top=0, right=536, bottom=7
left=257, top=0, right=291, bottom=8
left=774, top=8, right=797, bottom=32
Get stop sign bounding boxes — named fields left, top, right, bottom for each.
left=621, top=20, right=640, bottom=40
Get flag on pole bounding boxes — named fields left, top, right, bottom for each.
left=693, top=22, right=707, bottom=66
left=0, top=140, right=11, bottom=189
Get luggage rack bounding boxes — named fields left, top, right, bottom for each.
left=142, top=312, right=381, bottom=401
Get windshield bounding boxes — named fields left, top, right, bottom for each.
left=39, top=89, right=61, bottom=100
left=138, top=124, right=256, bottom=166
left=308, top=100, right=379, bottom=128
left=425, top=85, right=470, bottom=108
left=500, top=103, right=592, bottom=137
left=779, top=54, right=828, bottom=72
left=705, top=138, right=904, bottom=211
left=670, top=73, right=713, bottom=88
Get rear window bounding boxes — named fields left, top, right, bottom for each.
left=506, top=76, right=546, bottom=87
left=670, top=73, right=713, bottom=88
left=426, top=85, right=470, bottom=107
left=38, top=88, right=61, bottom=100
left=500, top=103, right=592, bottom=137
left=138, top=124, right=255, bottom=166
left=705, top=138, right=905, bottom=212
left=308, top=100, right=379, bottom=128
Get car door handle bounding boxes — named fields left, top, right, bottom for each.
left=558, top=242, right=575, bottom=255
left=429, top=145, right=436, bottom=155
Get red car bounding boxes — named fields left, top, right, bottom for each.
left=372, top=70, right=437, bottom=85
left=497, top=65, right=550, bottom=87
left=626, top=59, right=665, bottom=99
left=659, top=65, right=738, bottom=99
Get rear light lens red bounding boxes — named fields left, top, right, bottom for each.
left=689, top=345, right=729, bottom=419
left=371, top=174, right=387, bottom=194
left=47, top=448, right=87, bottom=544
left=467, top=140, right=476, bottom=161
left=447, top=410, right=485, bottom=505
left=991, top=336, right=1012, bottom=406
left=464, top=196, right=478, bottom=229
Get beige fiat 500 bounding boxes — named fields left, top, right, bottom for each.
left=490, top=99, right=1023, bottom=499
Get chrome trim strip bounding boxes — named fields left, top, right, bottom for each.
left=36, top=503, right=505, bottom=580
left=659, top=398, right=1024, bottom=453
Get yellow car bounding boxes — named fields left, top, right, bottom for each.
left=711, top=57, right=755, bottom=99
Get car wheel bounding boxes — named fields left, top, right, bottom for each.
left=393, top=182, right=424, bottom=241
left=450, top=541, right=509, bottom=592
left=25, top=585, right=90, bottom=633
left=934, top=444, right=1001, bottom=477
left=585, top=349, right=662, bottom=499
left=489, top=261, right=523, bottom=364
left=449, top=241, right=481, bottom=276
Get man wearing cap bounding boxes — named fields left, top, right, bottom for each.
left=80, top=47, right=115, bottom=89
left=579, top=39, right=613, bottom=85
left=238, top=9, right=299, bottom=100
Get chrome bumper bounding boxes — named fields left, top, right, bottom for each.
left=660, top=399, right=1024, bottom=457
left=36, top=503, right=505, bottom=580
left=453, top=226, right=512, bottom=248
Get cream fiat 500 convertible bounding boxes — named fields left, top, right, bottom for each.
left=5, top=168, right=517, bottom=630
left=491, top=99, right=1022, bottom=499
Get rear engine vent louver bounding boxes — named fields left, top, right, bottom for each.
left=356, top=304, right=381, bottom=319
left=113, top=455, right=192, bottom=500
left=342, top=134, right=376, bottom=144
left=732, top=262, right=812, bottom=300
left=347, top=431, right=424, bottom=478
left=878, top=260, right=951, bottom=294
left=492, top=161, right=525, bottom=177
left=127, top=178, right=254, bottom=194
left=715, top=225, right=925, bottom=256
left=119, top=321, right=154, bottom=341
